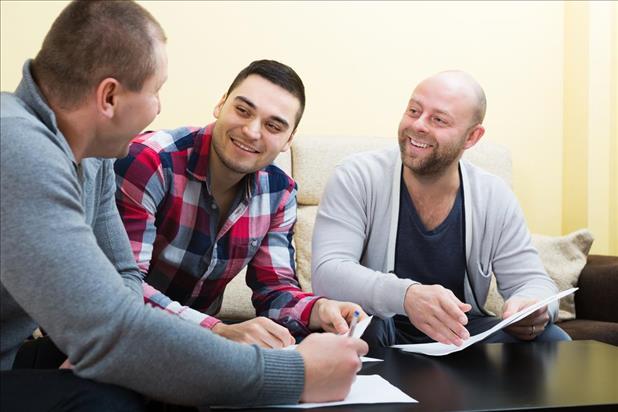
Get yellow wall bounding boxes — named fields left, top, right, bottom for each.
left=1, top=1, right=616, bottom=254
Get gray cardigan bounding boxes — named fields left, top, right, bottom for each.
left=0, top=61, right=304, bottom=406
left=312, top=147, right=558, bottom=321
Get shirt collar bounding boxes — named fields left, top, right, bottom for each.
left=15, top=60, right=77, bottom=165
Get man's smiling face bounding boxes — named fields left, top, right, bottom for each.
left=397, top=74, right=482, bottom=176
left=210, top=74, right=300, bottom=178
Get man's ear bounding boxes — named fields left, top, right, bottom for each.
left=463, top=124, right=485, bottom=150
left=213, top=94, right=227, bottom=119
left=95, top=78, right=120, bottom=119
left=280, top=131, right=296, bottom=152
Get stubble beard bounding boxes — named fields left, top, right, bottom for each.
left=211, top=130, right=257, bottom=175
left=399, top=132, right=465, bottom=176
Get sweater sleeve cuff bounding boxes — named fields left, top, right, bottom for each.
left=382, top=276, right=417, bottom=316
left=256, top=348, right=305, bottom=405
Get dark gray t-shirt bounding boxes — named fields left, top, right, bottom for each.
left=394, top=171, right=466, bottom=337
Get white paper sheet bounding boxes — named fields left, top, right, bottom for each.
left=360, top=356, right=383, bottom=362
left=350, top=315, right=373, bottom=339
left=391, top=287, right=578, bottom=356
left=263, top=375, right=416, bottom=409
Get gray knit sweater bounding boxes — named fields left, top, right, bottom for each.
left=0, top=61, right=304, bottom=406
left=312, top=147, right=559, bottom=320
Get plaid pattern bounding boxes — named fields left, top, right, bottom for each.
left=114, top=124, right=319, bottom=336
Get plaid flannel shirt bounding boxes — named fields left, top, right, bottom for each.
left=114, top=124, right=319, bottom=336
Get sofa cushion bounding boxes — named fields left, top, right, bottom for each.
left=217, top=268, right=254, bottom=320
left=484, top=229, right=594, bottom=320
left=557, top=319, right=618, bottom=346
left=572, top=254, right=618, bottom=322
left=292, top=136, right=393, bottom=206
left=295, top=205, right=318, bottom=292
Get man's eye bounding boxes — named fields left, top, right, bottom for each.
left=266, top=122, right=281, bottom=133
left=236, top=106, right=249, bottom=116
left=433, top=117, right=446, bottom=125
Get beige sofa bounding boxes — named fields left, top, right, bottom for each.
left=216, top=136, right=611, bottom=343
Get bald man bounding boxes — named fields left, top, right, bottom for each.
left=311, top=71, right=570, bottom=352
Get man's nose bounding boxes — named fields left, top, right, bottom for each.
left=412, top=115, right=429, bottom=134
left=242, top=119, right=261, bottom=140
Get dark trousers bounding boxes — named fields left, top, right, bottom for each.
left=1, top=337, right=146, bottom=412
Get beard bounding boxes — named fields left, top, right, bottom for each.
left=398, top=131, right=465, bottom=176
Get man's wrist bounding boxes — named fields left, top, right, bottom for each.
left=308, top=297, right=327, bottom=330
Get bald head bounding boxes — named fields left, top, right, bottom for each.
left=416, top=71, right=486, bottom=126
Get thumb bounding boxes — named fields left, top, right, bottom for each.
left=502, top=299, right=524, bottom=319
left=333, top=313, right=350, bottom=335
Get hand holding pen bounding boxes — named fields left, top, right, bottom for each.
left=347, top=310, right=360, bottom=337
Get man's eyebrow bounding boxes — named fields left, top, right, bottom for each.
left=234, top=95, right=290, bottom=128
left=433, top=109, right=453, bottom=119
left=410, top=98, right=453, bottom=119
left=268, top=115, right=289, bottom=129
left=234, top=96, right=256, bottom=109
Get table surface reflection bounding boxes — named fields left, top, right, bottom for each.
left=224, top=340, right=618, bottom=412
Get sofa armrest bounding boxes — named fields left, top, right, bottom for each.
left=574, top=254, right=618, bottom=322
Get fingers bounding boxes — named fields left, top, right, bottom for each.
left=253, top=317, right=295, bottom=348
left=504, top=303, right=550, bottom=340
left=350, top=336, right=369, bottom=357
left=298, top=333, right=367, bottom=403
left=405, top=285, right=471, bottom=346
left=323, top=305, right=350, bottom=335
left=505, top=319, right=548, bottom=340
left=213, top=317, right=295, bottom=348
left=310, top=299, right=366, bottom=335
left=423, top=308, right=470, bottom=346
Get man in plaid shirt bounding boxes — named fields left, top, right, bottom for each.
left=115, top=60, right=365, bottom=348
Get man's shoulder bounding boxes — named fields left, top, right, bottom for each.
left=1, top=92, right=29, bottom=118
left=118, top=126, right=204, bottom=176
left=1, top=94, right=67, bottom=166
left=1, top=92, right=43, bottom=133
left=257, top=163, right=296, bottom=194
left=461, top=160, right=511, bottom=192
left=461, top=160, right=518, bottom=212
left=131, top=126, right=203, bottom=155
left=337, top=147, right=398, bottom=180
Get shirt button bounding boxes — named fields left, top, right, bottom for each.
left=210, top=203, right=217, bottom=210
left=251, top=239, right=258, bottom=247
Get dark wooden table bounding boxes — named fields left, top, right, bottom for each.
left=230, top=340, right=618, bottom=411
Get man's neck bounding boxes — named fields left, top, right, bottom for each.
left=404, top=162, right=460, bottom=198
left=403, top=162, right=461, bottom=231
left=208, top=146, right=247, bottom=231
left=208, top=146, right=246, bottom=195
left=43, top=87, right=94, bottom=164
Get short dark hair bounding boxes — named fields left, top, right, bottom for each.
left=226, top=60, right=306, bottom=131
left=32, top=0, right=166, bottom=108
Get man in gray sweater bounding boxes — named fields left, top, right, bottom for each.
left=312, top=71, right=570, bottom=352
left=0, top=1, right=366, bottom=410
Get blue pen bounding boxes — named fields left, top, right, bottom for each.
left=347, top=310, right=360, bottom=337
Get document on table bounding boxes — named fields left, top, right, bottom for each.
left=392, top=287, right=577, bottom=356
left=259, top=375, right=416, bottom=409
